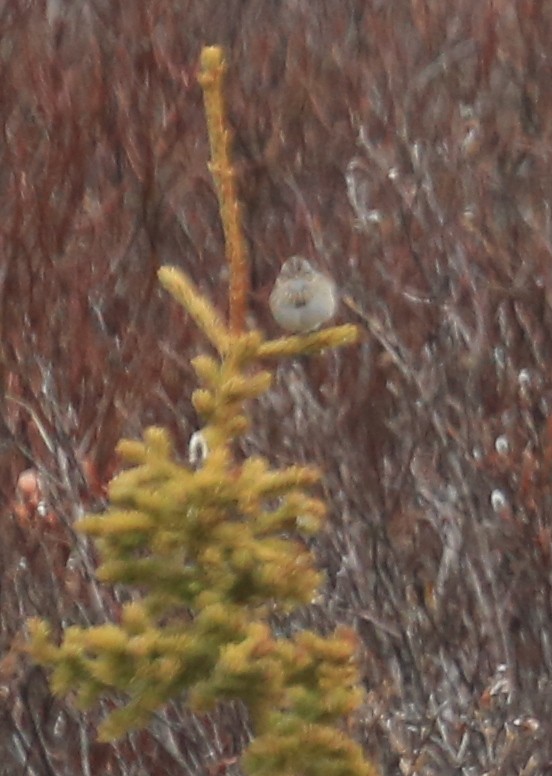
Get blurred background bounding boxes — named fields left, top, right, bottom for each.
left=2, top=1, right=552, bottom=773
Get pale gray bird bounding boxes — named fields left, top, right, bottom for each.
left=269, top=256, right=337, bottom=333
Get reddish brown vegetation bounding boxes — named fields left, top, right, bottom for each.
left=2, top=1, right=552, bottom=774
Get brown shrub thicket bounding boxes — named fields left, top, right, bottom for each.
left=2, top=1, right=552, bottom=774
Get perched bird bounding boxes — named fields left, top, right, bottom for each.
left=269, top=256, right=337, bottom=333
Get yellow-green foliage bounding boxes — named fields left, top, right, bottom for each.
left=27, top=45, right=377, bottom=776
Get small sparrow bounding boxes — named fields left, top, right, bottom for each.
left=269, top=256, right=337, bottom=333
